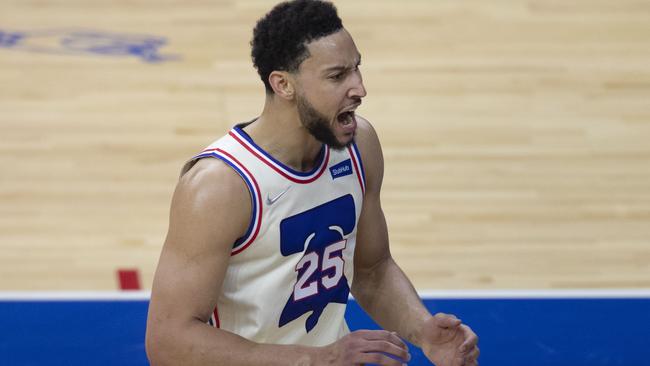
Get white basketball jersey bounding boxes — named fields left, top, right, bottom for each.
left=181, top=123, right=366, bottom=346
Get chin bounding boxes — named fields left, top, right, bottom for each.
left=331, top=134, right=355, bottom=150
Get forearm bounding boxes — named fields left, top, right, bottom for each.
left=147, top=319, right=320, bottom=366
left=351, top=257, right=432, bottom=347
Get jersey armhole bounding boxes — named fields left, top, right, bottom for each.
left=187, top=150, right=263, bottom=255
left=348, top=141, right=366, bottom=196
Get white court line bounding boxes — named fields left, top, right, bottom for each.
left=0, top=291, right=151, bottom=301
left=416, top=289, right=650, bottom=299
left=1, top=289, right=650, bottom=301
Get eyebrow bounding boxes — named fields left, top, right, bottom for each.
left=323, top=53, right=362, bottom=74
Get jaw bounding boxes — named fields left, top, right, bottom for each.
left=295, top=93, right=359, bottom=149
left=324, top=117, right=356, bottom=150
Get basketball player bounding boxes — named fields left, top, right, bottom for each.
left=146, top=1, right=479, bottom=365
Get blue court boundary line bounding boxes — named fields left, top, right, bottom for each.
left=2, top=290, right=649, bottom=365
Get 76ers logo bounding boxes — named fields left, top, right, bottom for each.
left=279, top=194, right=356, bottom=332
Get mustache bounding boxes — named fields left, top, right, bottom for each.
left=342, top=98, right=362, bottom=112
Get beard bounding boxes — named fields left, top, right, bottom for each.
left=296, top=94, right=349, bottom=150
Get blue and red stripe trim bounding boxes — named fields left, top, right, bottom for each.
left=348, top=141, right=366, bottom=195
left=211, top=307, right=220, bottom=328
left=193, top=148, right=262, bottom=255
left=229, top=127, right=330, bottom=184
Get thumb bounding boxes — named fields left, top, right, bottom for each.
left=435, top=313, right=462, bottom=328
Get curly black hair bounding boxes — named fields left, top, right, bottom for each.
left=251, top=0, right=343, bottom=93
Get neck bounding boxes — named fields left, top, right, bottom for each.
left=242, top=94, right=324, bottom=172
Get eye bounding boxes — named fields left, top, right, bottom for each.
left=329, top=72, right=345, bottom=81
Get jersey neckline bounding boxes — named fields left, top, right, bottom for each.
left=230, top=125, right=330, bottom=183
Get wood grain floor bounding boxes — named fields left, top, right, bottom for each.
left=1, top=0, right=649, bottom=290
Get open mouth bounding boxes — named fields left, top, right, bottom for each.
left=337, top=110, right=355, bottom=126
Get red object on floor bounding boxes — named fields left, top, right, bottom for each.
left=117, top=269, right=141, bottom=290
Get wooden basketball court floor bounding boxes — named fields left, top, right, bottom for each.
left=1, top=0, right=650, bottom=292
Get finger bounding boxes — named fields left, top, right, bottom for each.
left=356, top=351, right=407, bottom=366
left=434, top=312, right=462, bottom=328
left=355, top=329, right=408, bottom=350
left=459, top=325, right=479, bottom=353
left=464, top=346, right=480, bottom=362
left=359, top=339, right=410, bottom=363
left=454, top=356, right=478, bottom=366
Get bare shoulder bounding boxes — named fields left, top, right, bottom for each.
left=178, top=158, right=249, bottom=206
left=170, top=157, right=251, bottom=249
left=353, top=114, right=381, bottom=155
left=177, top=158, right=249, bottom=206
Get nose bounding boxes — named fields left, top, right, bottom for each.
left=348, top=70, right=367, bottom=99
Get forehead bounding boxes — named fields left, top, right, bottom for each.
left=301, top=29, right=360, bottom=71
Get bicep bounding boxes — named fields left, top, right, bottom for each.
left=354, top=189, right=391, bottom=271
left=148, top=160, right=251, bottom=326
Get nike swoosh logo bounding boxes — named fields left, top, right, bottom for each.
left=266, top=186, right=292, bottom=205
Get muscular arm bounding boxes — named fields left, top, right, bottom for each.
left=350, top=117, right=432, bottom=347
left=145, top=158, right=317, bottom=366
left=351, top=117, right=479, bottom=366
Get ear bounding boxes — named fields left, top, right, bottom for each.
left=268, top=71, right=295, bottom=100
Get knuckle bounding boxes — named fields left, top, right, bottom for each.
left=348, top=338, right=362, bottom=350
left=351, top=329, right=366, bottom=337
left=378, top=340, right=392, bottom=351
left=378, top=329, right=392, bottom=338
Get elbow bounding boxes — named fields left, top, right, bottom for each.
left=145, top=327, right=162, bottom=366
left=146, top=323, right=175, bottom=366
left=146, top=317, right=206, bottom=365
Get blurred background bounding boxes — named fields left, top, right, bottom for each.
left=1, top=0, right=650, bottom=364
left=2, top=0, right=649, bottom=291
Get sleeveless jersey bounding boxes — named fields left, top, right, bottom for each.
left=181, top=124, right=366, bottom=346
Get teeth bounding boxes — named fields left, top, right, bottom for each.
left=339, top=111, right=352, bottom=125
